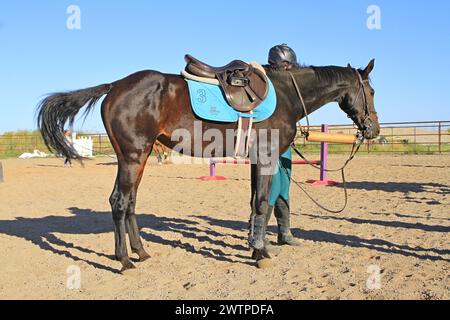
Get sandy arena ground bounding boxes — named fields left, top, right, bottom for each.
left=0, top=155, right=448, bottom=300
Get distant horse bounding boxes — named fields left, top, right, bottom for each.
left=153, top=141, right=169, bottom=165
left=37, top=59, right=379, bottom=271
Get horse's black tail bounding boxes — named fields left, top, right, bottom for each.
left=37, top=83, right=112, bottom=160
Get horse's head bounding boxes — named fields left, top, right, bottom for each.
left=339, top=59, right=380, bottom=140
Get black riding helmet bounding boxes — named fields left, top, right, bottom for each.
left=268, top=44, right=297, bottom=65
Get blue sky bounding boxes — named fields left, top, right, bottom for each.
left=0, top=0, right=449, bottom=133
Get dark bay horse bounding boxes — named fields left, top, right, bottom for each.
left=153, top=141, right=169, bottom=165
left=37, top=59, right=379, bottom=271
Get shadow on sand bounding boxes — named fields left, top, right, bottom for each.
left=0, top=208, right=253, bottom=273
left=335, top=181, right=450, bottom=195
left=301, top=213, right=450, bottom=233
left=0, top=207, right=448, bottom=275
left=193, top=215, right=450, bottom=262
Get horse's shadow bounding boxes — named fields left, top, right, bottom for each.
left=0, top=208, right=448, bottom=275
left=0, top=207, right=254, bottom=273
left=0, top=209, right=119, bottom=272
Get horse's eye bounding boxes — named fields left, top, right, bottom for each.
left=370, top=89, right=375, bottom=95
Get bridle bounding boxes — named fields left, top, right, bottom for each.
left=289, top=68, right=374, bottom=139
left=282, top=68, right=375, bottom=214
left=347, top=69, right=377, bottom=136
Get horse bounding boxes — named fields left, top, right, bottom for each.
left=153, top=141, right=169, bottom=165
left=37, top=59, right=379, bottom=272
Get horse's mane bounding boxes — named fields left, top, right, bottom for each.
left=310, top=66, right=355, bottom=83
left=264, top=63, right=363, bottom=86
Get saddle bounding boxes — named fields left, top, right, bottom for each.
left=184, top=54, right=269, bottom=113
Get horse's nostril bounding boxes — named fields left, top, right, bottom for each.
left=364, top=127, right=377, bottom=140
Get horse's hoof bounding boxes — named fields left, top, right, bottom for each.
left=132, top=248, right=151, bottom=262
left=251, top=248, right=272, bottom=260
left=120, top=260, right=136, bottom=274
left=252, top=250, right=272, bottom=260
left=138, top=252, right=151, bottom=262
left=257, top=259, right=273, bottom=269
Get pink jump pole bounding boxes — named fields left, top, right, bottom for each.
left=307, top=124, right=338, bottom=186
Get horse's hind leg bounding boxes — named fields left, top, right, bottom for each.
left=110, top=152, right=151, bottom=272
left=125, top=164, right=151, bottom=262
left=110, top=176, right=133, bottom=272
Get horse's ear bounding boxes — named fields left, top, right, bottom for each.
left=362, top=59, right=375, bottom=79
left=347, top=63, right=352, bottom=68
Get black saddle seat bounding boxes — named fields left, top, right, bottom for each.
left=185, top=54, right=249, bottom=79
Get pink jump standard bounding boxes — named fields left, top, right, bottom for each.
left=198, top=158, right=250, bottom=181
left=198, top=124, right=340, bottom=186
left=306, top=124, right=338, bottom=186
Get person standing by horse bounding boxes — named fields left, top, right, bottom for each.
left=264, top=44, right=302, bottom=249
left=268, top=44, right=298, bottom=71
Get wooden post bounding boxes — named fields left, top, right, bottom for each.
left=306, top=131, right=357, bottom=144
left=0, top=161, right=4, bottom=183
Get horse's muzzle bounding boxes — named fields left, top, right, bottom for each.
left=363, top=118, right=380, bottom=140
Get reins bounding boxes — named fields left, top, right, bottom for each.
left=284, top=69, right=368, bottom=213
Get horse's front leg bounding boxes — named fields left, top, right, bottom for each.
left=249, top=162, right=274, bottom=264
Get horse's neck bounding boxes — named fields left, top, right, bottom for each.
left=290, top=69, right=352, bottom=122
left=303, top=88, right=344, bottom=120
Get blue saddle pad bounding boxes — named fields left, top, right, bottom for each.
left=186, top=78, right=277, bottom=123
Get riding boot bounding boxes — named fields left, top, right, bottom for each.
left=274, top=198, right=301, bottom=246
left=248, top=212, right=270, bottom=260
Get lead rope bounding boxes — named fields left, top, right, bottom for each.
left=280, top=160, right=349, bottom=214
left=281, top=142, right=362, bottom=214
left=286, top=71, right=365, bottom=213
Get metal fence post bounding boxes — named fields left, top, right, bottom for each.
left=414, top=127, right=417, bottom=153
left=391, top=127, right=394, bottom=153
left=438, top=122, right=442, bottom=154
